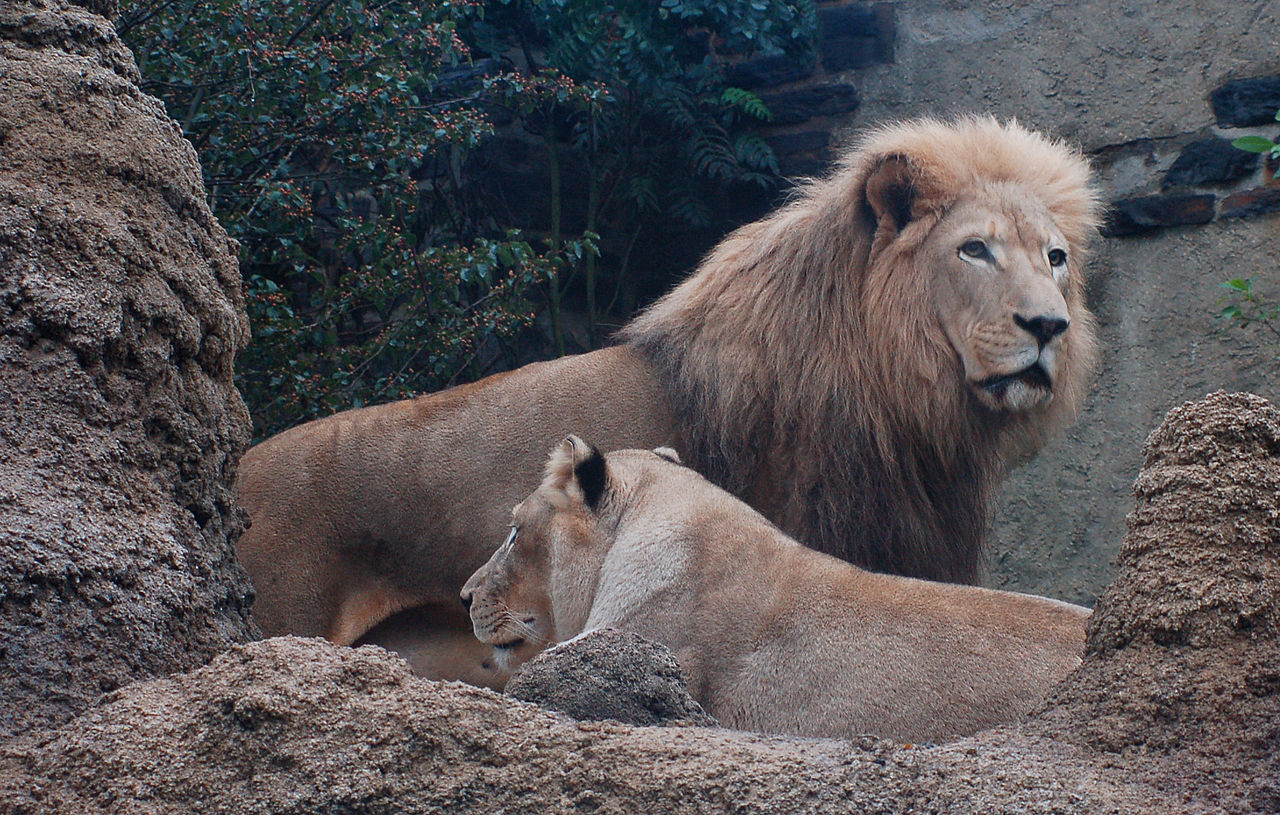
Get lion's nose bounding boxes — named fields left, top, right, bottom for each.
left=1014, top=314, right=1069, bottom=348
left=460, top=589, right=473, bottom=610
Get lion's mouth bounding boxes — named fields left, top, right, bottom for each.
left=977, top=363, right=1052, bottom=398
left=492, top=637, right=526, bottom=651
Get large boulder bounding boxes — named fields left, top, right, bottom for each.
left=1, top=392, right=1276, bottom=814
left=0, top=0, right=256, bottom=737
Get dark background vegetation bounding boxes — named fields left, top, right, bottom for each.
left=117, top=0, right=816, bottom=438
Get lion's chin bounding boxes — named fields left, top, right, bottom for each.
left=491, top=638, right=539, bottom=674
left=973, top=365, right=1054, bottom=412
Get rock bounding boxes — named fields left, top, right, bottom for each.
left=724, top=53, right=816, bottom=90
left=0, top=0, right=256, bottom=737
left=760, top=83, right=861, bottom=126
left=766, top=130, right=832, bottom=176
left=817, top=4, right=895, bottom=72
left=1162, top=136, right=1258, bottom=189
left=1102, top=193, right=1216, bottom=236
left=1211, top=75, right=1280, bottom=128
left=505, top=628, right=717, bottom=727
left=1221, top=185, right=1280, bottom=220
left=1034, top=391, right=1280, bottom=813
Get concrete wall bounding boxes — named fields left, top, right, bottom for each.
left=769, top=0, right=1280, bottom=602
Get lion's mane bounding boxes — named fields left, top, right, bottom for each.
left=622, top=116, right=1100, bottom=582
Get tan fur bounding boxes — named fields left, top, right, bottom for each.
left=462, top=438, right=1090, bottom=743
left=235, top=117, right=1098, bottom=685
left=622, top=115, right=1099, bottom=580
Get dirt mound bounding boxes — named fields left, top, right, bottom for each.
left=1036, top=390, right=1280, bottom=812
left=0, top=0, right=255, bottom=737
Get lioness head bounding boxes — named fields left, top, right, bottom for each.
left=461, top=436, right=656, bottom=672
left=861, top=135, right=1094, bottom=415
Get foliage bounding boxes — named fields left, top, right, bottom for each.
left=475, top=0, right=814, bottom=346
left=1221, top=108, right=1280, bottom=344
left=120, top=0, right=563, bottom=438
left=119, top=0, right=813, bottom=437
left=1218, top=277, right=1280, bottom=341
left=1230, top=108, right=1280, bottom=160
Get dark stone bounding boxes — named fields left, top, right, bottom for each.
left=766, top=130, right=831, bottom=157
left=1221, top=186, right=1280, bottom=219
left=724, top=52, right=815, bottom=90
left=767, top=131, right=833, bottom=177
left=819, top=4, right=895, bottom=72
left=1211, top=75, right=1280, bottom=128
left=1102, top=194, right=1216, bottom=237
left=761, top=83, right=861, bottom=126
left=1162, top=137, right=1259, bottom=189
left=505, top=629, right=718, bottom=727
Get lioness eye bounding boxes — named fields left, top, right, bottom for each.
left=1048, top=248, right=1067, bottom=267
left=959, top=239, right=988, bottom=260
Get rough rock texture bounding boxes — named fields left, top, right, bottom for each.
left=1035, top=391, right=1280, bottom=814
left=0, top=392, right=1275, bottom=814
left=0, top=0, right=256, bottom=737
left=506, top=628, right=717, bottom=727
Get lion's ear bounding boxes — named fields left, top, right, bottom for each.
left=544, top=435, right=607, bottom=510
left=863, top=154, right=917, bottom=238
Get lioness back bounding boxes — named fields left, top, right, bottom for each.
left=463, top=438, right=1089, bottom=743
left=235, top=346, right=677, bottom=649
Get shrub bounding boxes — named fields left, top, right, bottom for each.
left=119, top=0, right=813, bottom=437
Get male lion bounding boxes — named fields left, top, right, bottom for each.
left=236, top=117, right=1099, bottom=687
left=462, top=437, right=1089, bottom=743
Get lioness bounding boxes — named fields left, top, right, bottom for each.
left=462, top=437, right=1090, bottom=743
left=236, top=117, right=1099, bottom=686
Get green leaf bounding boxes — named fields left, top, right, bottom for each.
left=721, top=87, right=773, bottom=121
left=1231, top=136, right=1276, bottom=153
left=1222, top=278, right=1254, bottom=293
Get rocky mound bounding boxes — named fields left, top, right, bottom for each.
left=0, top=0, right=256, bottom=737
left=1037, top=390, right=1280, bottom=812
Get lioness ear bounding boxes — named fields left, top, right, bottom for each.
left=545, top=435, right=607, bottom=511
left=863, top=154, right=917, bottom=237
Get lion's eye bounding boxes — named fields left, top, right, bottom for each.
left=959, top=239, right=989, bottom=260
left=501, top=526, right=518, bottom=550
left=1047, top=248, right=1067, bottom=267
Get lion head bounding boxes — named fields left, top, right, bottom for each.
left=853, top=119, right=1098, bottom=420
left=623, top=116, right=1100, bottom=582
left=460, top=436, right=624, bottom=671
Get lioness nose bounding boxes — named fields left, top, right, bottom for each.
left=1015, top=314, right=1069, bottom=347
left=460, top=589, right=473, bottom=610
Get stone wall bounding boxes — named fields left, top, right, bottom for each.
left=719, top=0, right=1280, bottom=603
